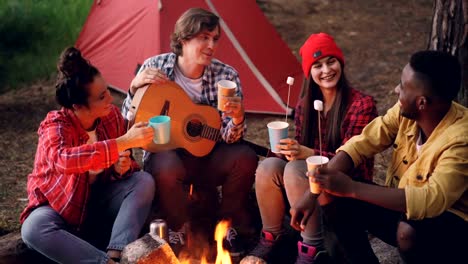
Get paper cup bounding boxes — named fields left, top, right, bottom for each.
left=267, top=121, right=289, bottom=153
left=217, top=80, right=237, bottom=111
left=306, top=155, right=329, bottom=194
left=148, top=115, right=171, bottom=144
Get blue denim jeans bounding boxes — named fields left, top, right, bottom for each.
left=144, top=142, right=258, bottom=231
left=255, top=157, right=323, bottom=248
left=21, top=171, right=155, bottom=264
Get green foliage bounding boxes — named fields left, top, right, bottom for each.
left=0, top=0, right=93, bottom=92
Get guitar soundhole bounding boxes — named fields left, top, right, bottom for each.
left=187, top=119, right=203, bottom=137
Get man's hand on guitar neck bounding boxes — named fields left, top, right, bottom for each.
left=130, top=68, right=169, bottom=96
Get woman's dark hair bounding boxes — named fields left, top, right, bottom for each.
left=300, top=62, right=351, bottom=151
left=55, top=47, right=100, bottom=108
left=170, top=8, right=220, bottom=56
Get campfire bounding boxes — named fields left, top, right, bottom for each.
left=120, top=217, right=234, bottom=264
left=179, top=220, right=232, bottom=264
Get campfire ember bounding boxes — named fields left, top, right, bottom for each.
left=121, top=220, right=233, bottom=264
left=179, top=220, right=232, bottom=264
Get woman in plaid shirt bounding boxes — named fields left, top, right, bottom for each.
left=242, top=33, right=378, bottom=264
left=20, top=47, right=155, bottom=264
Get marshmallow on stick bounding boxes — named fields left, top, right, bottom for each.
left=285, top=77, right=295, bottom=123
left=314, top=100, right=324, bottom=111
left=314, top=99, right=324, bottom=168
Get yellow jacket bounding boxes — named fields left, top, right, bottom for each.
left=338, top=102, right=468, bottom=221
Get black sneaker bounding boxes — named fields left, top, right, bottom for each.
left=223, top=227, right=245, bottom=257
left=240, top=230, right=280, bottom=263
left=168, top=226, right=187, bottom=255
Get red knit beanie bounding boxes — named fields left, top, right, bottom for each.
left=299, top=33, right=344, bottom=78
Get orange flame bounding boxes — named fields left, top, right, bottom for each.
left=179, top=256, right=208, bottom=264
left=177, top=221, right=231, bottom=264
left=214, top=220, right=232, bottom=264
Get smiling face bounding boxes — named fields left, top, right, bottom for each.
left=84, top=75, right=113, bottom=119
left=181, top=26, right=220, bottom=66
left=310, top=56, right=342, bottom=90
left=395, top=64, right=425, bottom=119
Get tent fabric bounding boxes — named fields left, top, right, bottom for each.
left=76, top=0, right=303, bottom=115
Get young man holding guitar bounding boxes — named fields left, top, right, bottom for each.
left=121, top=8, right=258, bottom=257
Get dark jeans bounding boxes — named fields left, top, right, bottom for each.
left=322, top=197, right=468, bottom=264
left=145, top=142, right=258, bottom=231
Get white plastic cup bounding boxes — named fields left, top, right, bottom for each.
left=306, top=155, right=329, bottom=194
left=217, top=80, right=237, bottom=111
left=148, top=115, right=171, bottom=144
left=267, top=121, right=289, bottom=153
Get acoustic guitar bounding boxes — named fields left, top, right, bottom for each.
left=128, top=81, right=273, bottom=157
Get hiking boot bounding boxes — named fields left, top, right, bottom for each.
left=240, top=230, right=280, bottom=264
left=223, top=227, right=245, bottom=257
left=295, top=241, right=330, bottom=264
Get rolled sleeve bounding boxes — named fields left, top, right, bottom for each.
left=405, top=185, right=428, bottom=220
left=405, top=139, right=468, bottom=220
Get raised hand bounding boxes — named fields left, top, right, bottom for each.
left=130, top=68, right=169, bottom=95
left=222, top=96, right=245, bottom=125
left=117, top=122, right=154, bottom=152
left=311, top=167, right=355, bottom=197
left=277, top=138, right=313, bottom=161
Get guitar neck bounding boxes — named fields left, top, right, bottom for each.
left=240, top=139, right=273, bottom=157
left=200, top=124, right=222, bottom=142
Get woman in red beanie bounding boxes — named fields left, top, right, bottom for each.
left=241, top=33, right=378, bottom=264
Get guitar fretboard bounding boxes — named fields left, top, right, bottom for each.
left=201, top=124, right=222, bottom=142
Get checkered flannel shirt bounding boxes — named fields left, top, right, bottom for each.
left=294, top=88, right=378, bottom=181
left=20, top=105, right=140, bottom=228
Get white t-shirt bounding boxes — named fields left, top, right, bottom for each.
left=173, top=64, right=203, bottom=103
left=416, top=129, right=425, bottom=154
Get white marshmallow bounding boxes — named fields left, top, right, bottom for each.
left=126, top=111, right=135, bottom=121
left=314, top=100, right=324, bottom=111
left=286, top=76, right=295, bottom=86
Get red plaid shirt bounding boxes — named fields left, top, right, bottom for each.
left=294, top=88, right=378, bottom=181
left=20, top=105, right=140, bottom=228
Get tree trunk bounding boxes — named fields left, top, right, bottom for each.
left=428, top=0, right=468, bottom=106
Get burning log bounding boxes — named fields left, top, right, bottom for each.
left=120, top=233, right=180, bottom=264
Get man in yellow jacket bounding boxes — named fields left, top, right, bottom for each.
left=290, top=50, right=467, bottom=264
